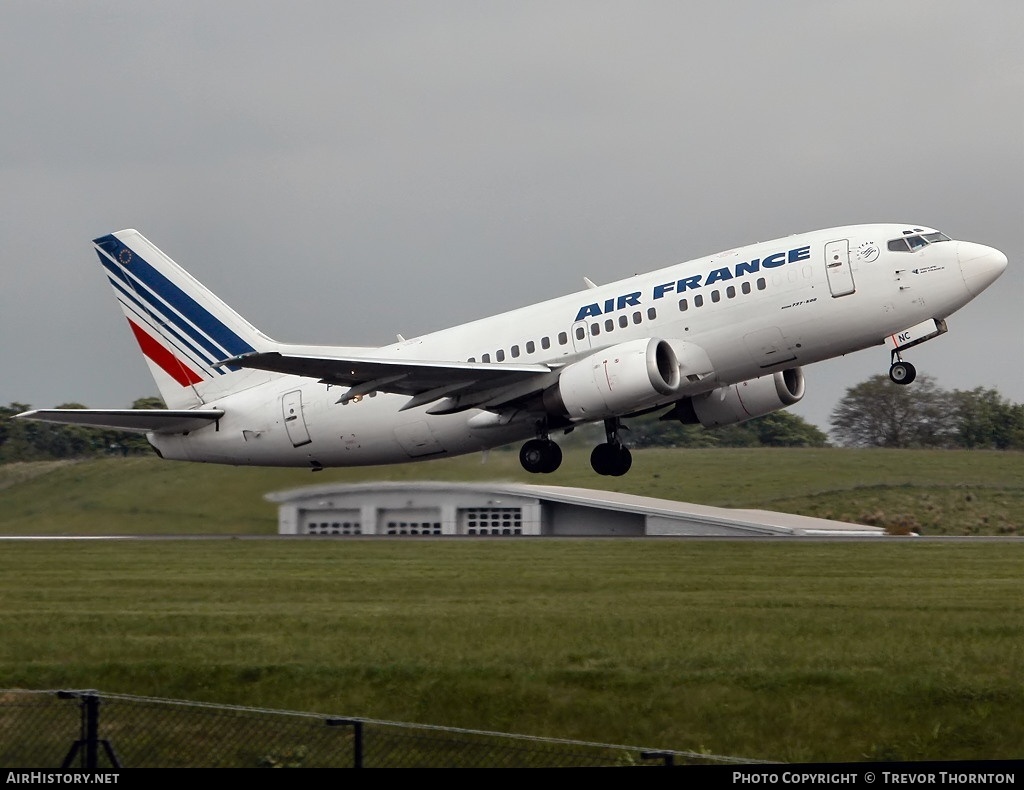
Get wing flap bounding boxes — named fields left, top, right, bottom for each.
left=16, top=409, right=224, bottom=434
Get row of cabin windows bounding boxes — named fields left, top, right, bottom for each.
left=679, top=277, right=767, bottom=310
left=471, top=308, right=661, bottom=363
left=468, top=280, right=764, bottom=363
left=583, top=307, right=659, bottom=339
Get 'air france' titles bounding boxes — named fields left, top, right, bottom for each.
left=574, top=244, right=811, bottom=321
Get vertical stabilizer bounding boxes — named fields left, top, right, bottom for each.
left=93, top=230, right=276, bottom=409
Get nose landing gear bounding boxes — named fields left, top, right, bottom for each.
left=888, top=350, right=917, bottom=385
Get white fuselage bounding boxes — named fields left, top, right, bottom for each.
left=149, top=224, right=1003, bottom=468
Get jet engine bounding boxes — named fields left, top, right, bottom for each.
left=666, top=368, right=805, bottom=427
left=543, top=338, right=682, bottom=420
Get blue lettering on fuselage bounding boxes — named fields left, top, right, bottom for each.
left=572, top=244, right=812, bottom=321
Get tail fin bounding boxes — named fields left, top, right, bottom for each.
left=93, top=229, right=277, bottom=409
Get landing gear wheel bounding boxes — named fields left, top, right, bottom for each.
left=519, top=439, right=562, bottom=473
left=889, top=360, right=917, bottom=385
left=590, top=443, right=632, bottom=477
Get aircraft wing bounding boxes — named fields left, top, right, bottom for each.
left=218, top=351, right=557, bottom=412
left=15, top=409, right=224, bottom=434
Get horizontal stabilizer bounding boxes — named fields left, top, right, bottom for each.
left=15, top=408, right=224, bottom=434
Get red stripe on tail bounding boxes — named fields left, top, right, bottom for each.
left=127, top=319, right=203, bottom=387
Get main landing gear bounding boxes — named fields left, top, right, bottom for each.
left=590, top=417, right=632, bottom=477
left=518, top=417, right=633, bottom=476
left=519, top=437, right=562, bottom=474
left=888, top=350, right=917, bottom=386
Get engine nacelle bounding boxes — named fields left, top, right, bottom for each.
left=544, top=338, right=682, bottom=420
left=670, top=368, right=805, bottom=428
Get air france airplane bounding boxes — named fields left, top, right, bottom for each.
left=18, top=225, right=1007, bottom=476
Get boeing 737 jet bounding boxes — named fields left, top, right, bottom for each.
left=18, top=224, right=1007, bottom=476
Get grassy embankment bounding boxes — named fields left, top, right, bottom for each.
left=0, top=447, right=1022, bottom=535
left=0, top=539, right=1020, bottom=763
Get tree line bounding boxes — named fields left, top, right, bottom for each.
left=0, top=398, right=163, bottom=462
left=828, top=376, right=1023, bottom=449
left=1, top=378, right=1021, bottom=462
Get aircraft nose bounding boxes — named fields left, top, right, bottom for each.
left=958, top=241, right=1008, bottom=297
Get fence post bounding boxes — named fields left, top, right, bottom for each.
left=326, top=718, right=364, bottom=768
left=58, top=691, right=121, bottom=770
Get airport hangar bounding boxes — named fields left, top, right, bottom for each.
left=266, top=482, right=885, bottom=538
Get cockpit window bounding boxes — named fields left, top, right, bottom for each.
left=887, top=231, right=951, bottom=252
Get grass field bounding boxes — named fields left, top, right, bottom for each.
left=1, top=447, right=1022, bottom=535
left=0, top=539, right=1021, bottom=763
left=1, top=449, right=1022, bottom=763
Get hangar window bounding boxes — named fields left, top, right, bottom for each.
left=461, top=507, right=523, bottom=536
left=386, top=520, right=442, bottom=536
left=307, top=521, right=362, bottom=536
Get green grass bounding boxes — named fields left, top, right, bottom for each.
left=1, top=448, right=1021, bottom=535
left=1, top=450, right=1022, bottom=763
left=0, top=540, right=1021, bottom=762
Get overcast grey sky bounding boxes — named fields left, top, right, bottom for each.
left=2, top=1, right=1021, bottom=433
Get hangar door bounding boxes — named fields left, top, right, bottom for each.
left=302, top=509, right=362, bottom=536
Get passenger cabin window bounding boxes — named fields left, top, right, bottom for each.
left=711, top=290, right=721, bottom=303
left=757, top=278, right=766, bottom=290
left=605, top=318, right=614, bottom=332
left=618, top=315, right=628, bottom=328
left=694, top=294, right=704, bottom=308
left=742, top=282, right=751, bottom=295
left=558, top=332, right=568, bottom=345
left=495, top=349, right=505, bottom=362
left=632, top=311, right=642, bottom=324
left=679, top=298, right=688, bottom=312
left=726, top=285, right=736, bottom=298
left=526, top=340, right=535, bottom=354
left=575, top=327, right=585, bottom=340
left=482, top=353, right=490, bottom=363
left=542, top=336, right=552, bottom=349
left=647, top=307, right=657, bottom=320
left=590, top=323, right=600, bottom=336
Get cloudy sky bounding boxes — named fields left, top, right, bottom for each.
left=2, top=1, right=1021, bottom=433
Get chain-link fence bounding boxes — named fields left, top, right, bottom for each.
left=1, top=689, right=769, bottom=768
